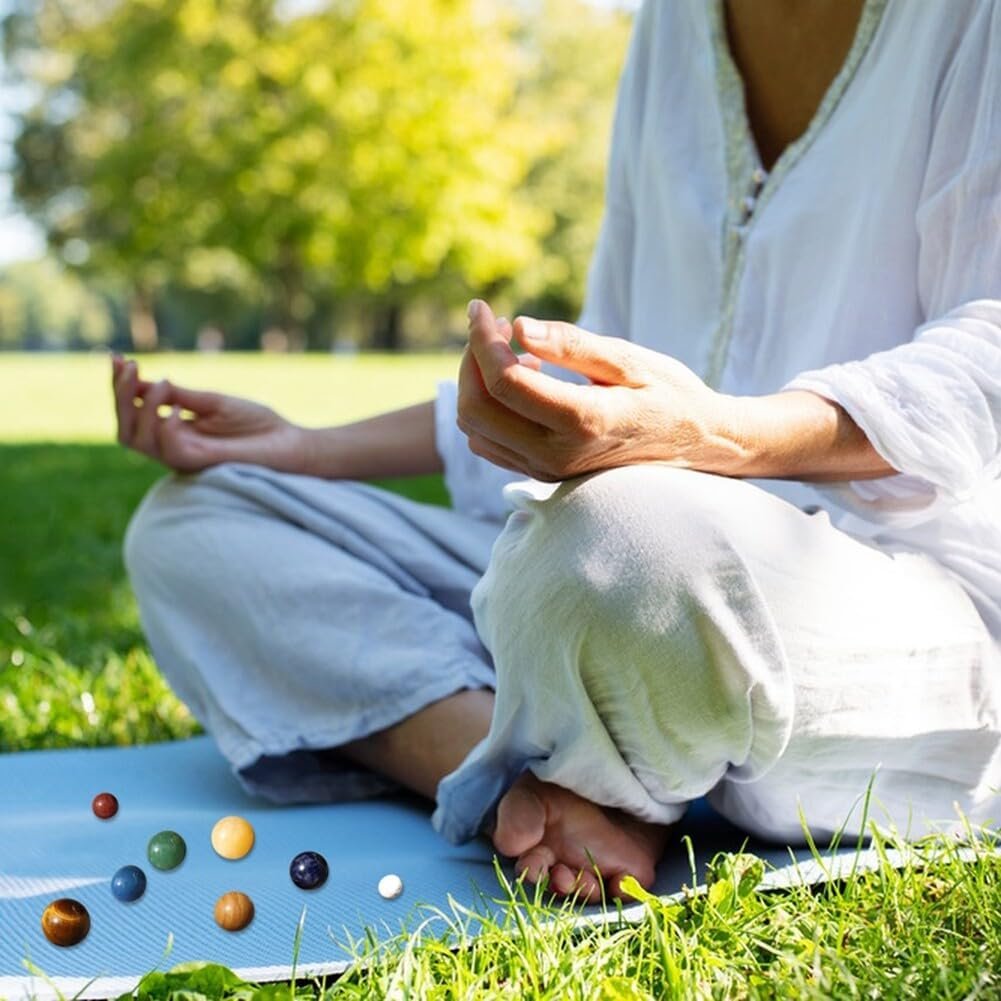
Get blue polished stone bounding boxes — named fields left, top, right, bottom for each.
left=111, top=864, right=147, bottom=902
left=289, top=850, right=329, bottom=890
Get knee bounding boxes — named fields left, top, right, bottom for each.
left=123, top=472, right=212, bottom=592
left=475, top=466, right=736, bottom=649
left=486, top=467, right=731, bottom=606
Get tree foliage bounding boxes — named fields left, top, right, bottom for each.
left=2, top=0, right=631, bottom=349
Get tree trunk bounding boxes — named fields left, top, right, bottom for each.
left=371, top=301, right=404, bottom=351
left=129, top=287, right=159, bottom=351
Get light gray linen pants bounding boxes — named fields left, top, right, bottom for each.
left=125, top=462, right=1001, bottom=845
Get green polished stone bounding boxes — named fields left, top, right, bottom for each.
left=147, top=829, right=187, bottom=871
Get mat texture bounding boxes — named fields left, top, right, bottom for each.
left=1, top=737, right=848, bottom=1000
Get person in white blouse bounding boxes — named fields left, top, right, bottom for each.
left=116, top=0, right=1001, bottom=902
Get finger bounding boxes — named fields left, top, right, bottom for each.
left=162, top=382, right=224, bottom=416
left=467, top=300, right=582, bottom=431
left=517, top=352, right=543, bottom=372
left=155, top=404, right=185, bottom=468
left=133, top=379, right=172, bottom=458
left=458, top=349, right=549, bottom=456
left=113, top=361, right=141, bottom=445
left=464, top=432, right=529, bottom=474
left=514, top=316, right=642, bottom=387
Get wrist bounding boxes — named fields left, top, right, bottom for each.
left=293, top=425, right=342, bottom=479
left=706, top=390, right=891, bottom=481
left=687, top=391, right=758, bottom=477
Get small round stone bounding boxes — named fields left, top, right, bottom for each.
left=214, top=891, right=254, bottom=931
left=210, top=815, right=255, bottom=860
left=111, top=864, right=147, bottom=902
left=41, top=898, right=91, bottom=947
left=377, top=873, right=404, bottom=900
left=289, top=850, right=329, bottom=890
left=92, top=792, right=119, bottom=820
left=147, top=830, right=186, bottom=871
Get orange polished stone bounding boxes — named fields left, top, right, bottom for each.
left=41, top=898, right=91, bottom=947
left=214, top=891, right=254, bottom=932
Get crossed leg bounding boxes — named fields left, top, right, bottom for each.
left=341, top=691, right=670, bottom=902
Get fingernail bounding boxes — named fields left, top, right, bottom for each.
left=520, top=318, right=546, bottom=341
left=467, top=299, right=482, bottom=322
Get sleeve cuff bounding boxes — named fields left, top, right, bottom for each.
left=434, top=380, right=523, bottom=522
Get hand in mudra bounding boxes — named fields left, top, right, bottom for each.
left=111, top=355, right=304, bottom=473
left=458, top=299, right=730, bottom=481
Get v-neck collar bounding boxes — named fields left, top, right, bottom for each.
left=703, top=0, right=890, bottom=388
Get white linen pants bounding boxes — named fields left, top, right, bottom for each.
left=124, top=462, right=1001, bottom=845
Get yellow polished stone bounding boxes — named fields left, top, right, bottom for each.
left=210, top=815, right=255, bottom=860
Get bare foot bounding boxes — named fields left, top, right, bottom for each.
left=490, top=772, right=670, bottom=904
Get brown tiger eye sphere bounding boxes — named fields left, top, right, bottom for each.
left=41, top=898, right=91, bottom=947
left=214, top=891, right=254, bottom=932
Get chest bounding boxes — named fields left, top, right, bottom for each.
left=723, top=0, right=865, bottom=170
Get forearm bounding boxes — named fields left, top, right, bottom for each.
left=710, top=390, right=896, bottom=482
left=298, top=400, right=444, bottom=480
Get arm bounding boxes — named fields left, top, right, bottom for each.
left=299, top=402, right=442, bottom=479
left=112, top=355, right=441, bottom=479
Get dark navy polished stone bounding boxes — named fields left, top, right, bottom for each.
left=111, top=864, right=147, bottom=902
left=289, top=850, right=329, bottom=890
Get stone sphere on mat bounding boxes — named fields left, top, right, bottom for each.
left=41, top=898, right=91, bottom=947
left=91, top=792, right=118, bottom=820
left=147, top=830, right=186, bottom=870
left=210, top=815, right=255, bottom=860
left=289, top=850, right=329, bottom=890
left=111, top=864, right=147, bottom=902
left=378, top=873, right=404, bottom=900
left=214, top=891, right=255, bottom=931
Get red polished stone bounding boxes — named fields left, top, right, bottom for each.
left=91, top=791, right=119, bottom=819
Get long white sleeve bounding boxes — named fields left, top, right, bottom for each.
left=785, top=0, right=1001, bottom=527
left=433, top=380, right=523, bottom=522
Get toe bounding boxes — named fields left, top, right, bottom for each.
left=607, top=863, right=655, bottom=901
left=492, top=779, right=547, bottom=858
left=516, top=844, right=556, bottom=884
left=551, top=863, right=602, bottom=903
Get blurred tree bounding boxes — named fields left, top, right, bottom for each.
left=511, top=0, right=631, bottom=324
left=5, top=0, right=580, bottom=349
left=0, top=257, right=114, bottom=350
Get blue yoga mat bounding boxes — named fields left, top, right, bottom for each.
left=0, top=737, right=855, bottom=1000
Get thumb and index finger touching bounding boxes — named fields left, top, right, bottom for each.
left=466, top=298, right=641, bottom=430
left=111, top=354, right=222, bottom=414
left=511, top=315, right=640, bottom=387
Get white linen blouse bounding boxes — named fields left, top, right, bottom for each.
left=435, top=0, right=1001, bottom=639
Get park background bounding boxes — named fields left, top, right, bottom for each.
left=0, top=0, right=632, bottom=749
left=5, top=3, right=1001, bottom=997
left=0, top=0, right=633, bottom=354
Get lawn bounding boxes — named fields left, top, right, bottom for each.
left=3, top=352, right=1001, bottom=999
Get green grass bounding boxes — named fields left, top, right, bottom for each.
left=4, top=353, right=1001, bottom=999
left=84, top=838, right=1001, bottom=999
left=1, top=352, right=457, bottom=752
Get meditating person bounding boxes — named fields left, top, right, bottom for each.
left=117, top=0, right=1001, bottom=903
